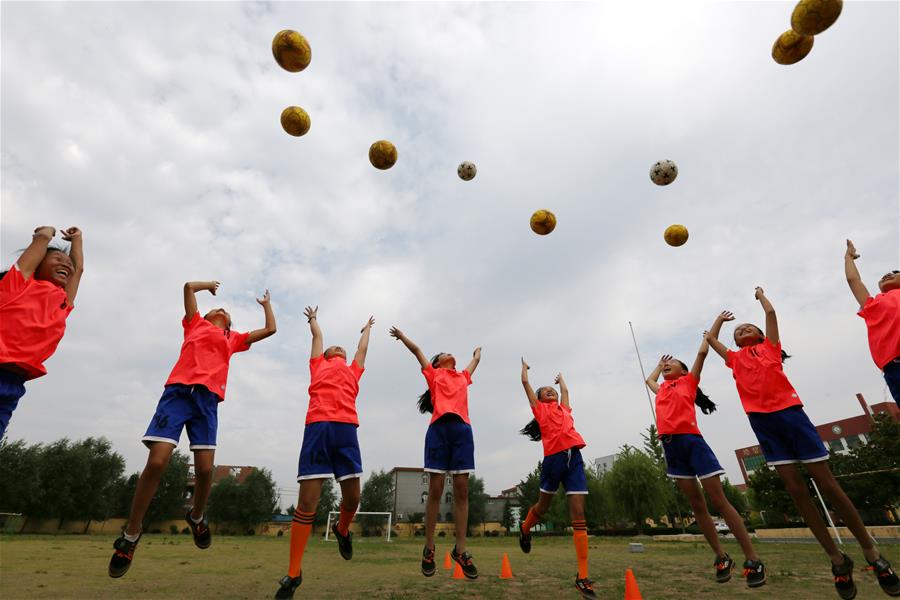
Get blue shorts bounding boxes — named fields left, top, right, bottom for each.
left=0, top=369, right=27, bottom=440
left=142, top=384, right=219, bottom=450
left=424, top=414, right=475, bottom=475
left=747, top=405, right=828, bottom=466
left=540, top=447, right=588, bottom=495
left=884, top=359, right=900, bottom=408
left=662, top=434, right=725, bottom=480
left=297, top=421, right=363, bottom=482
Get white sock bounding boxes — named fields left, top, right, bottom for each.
left=123, top=530, right=140, bottom=543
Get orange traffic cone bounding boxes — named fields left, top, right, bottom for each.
left=500, top=552, right=513, bottom=579
left=452, top=562, right=465, bottom=579
left=624, top=568, right=643, bottom=600
left=444, top=551, right=453, bottom=569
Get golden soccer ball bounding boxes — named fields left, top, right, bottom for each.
left=272, top=30, right=311, bottom=73
left=791, top=0, right=842, bottom=36
left=530, top=210, right=557, bottom=235
left=280, top=106, right=311, bottom=137
left=369, top=140, right=398, bottom=170
left=664, top=224, right=689, bottom=247
left=772, top=30, right=814, bottom=65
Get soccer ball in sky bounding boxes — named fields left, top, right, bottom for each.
left=272, top=30, right=311, bottom=73
left=650, top=160, right=678, bottom=186
left=457, top=161, right=477, bottom=181
left=772, top=30, right=814, bottom=65
left=664, top=224, right=689, bottom=247
left=280, top=106, right=310, bottom=137
left=791, top=0, right=843, bottom=36
left=530, top=210, right=557, bottom=235
left=369, top=140, right=398, bottom=170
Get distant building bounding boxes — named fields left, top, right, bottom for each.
left=592, top=453, right=618, bottom=475
left=186, top=464, right=256, bottom=505
left=389, top=467, right=457, bottom=522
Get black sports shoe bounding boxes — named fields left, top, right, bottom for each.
left=832, top=554, right=857, bottom=600
left=574, top=576, right=597, bottom=598
left=868, top=555, right=900, bottom=597
left=743, top=559, right=767, bottom=588
left=186, top=510, right=211, bottom=549
left=519, top=525, right=532, bottom=554
left=715, top=553, right=735, bottom=583
left=274, top=574, right=302, bottom=599
left=451, top=545, right=478, bottom=579
left=108, top=533, right=140, bottom=578
left=331, top=523, right=353, bottom=560
left=421, top=545, right=436, bottom=577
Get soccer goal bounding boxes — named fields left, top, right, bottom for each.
left=324, top=511, right=393, bottom=542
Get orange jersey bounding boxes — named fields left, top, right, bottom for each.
left=655, top=373, right=702, bottom=435
left=858, top=289, right=900, bottom=369
left=531, top=401, right=586, bottom=457
left=164, top=312, right=250, bottom=401
left=725, top=339, right=802, bottom=414
left=305, top=355, right=365, bottom=426
left=0, top=264, right=73, bottom=380
left=422, top=364, right=471, bottom=424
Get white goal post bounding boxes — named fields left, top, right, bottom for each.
left=324, top=511, right=392, bottom=542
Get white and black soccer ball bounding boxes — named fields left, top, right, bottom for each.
left=457, top=161, right=477, bottom=181
left=650, top=159, right=678, bottom=186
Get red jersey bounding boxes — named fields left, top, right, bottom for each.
left=305, top=355, right=365, bottom=426
left=857, top=289, right=900, bottom=369
left=655, top=373, right=702, bottom=435
left=725, top=339, right=802, bottom=414
left=422, top=364, right=471, bottom=424
left=0, top=264, right=74, bottom=380
left=164, top=312, right=250, bottom=401
left=531, top=401, right=586, bottom=457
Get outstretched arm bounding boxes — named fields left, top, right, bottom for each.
left=755, top=287, right=779, bottom=346
left=183, top=280, right=219, bottom=321
left=844, top=239, right=871, bottom=309
left=304, top=306, right=323, bottom=358
left=705, top=311, right=734, bottom=361
left=60, top=227, right=84, bottom=305
left=389, top=327, right=429, bottom=369
left=645, top=355, right=670, bottom=394
left=17, top=226, right=55, bottom=280
left=353, top=316, right=375, bottom=368
left=465, top=347, right=482, bottom=376
left=521, top=358, right=538, bottom=407
left=556, top=372, right=569, bottom=409
left=247, top=290, right=277, bottom=345
left=690, top=336, right=710, bottom=380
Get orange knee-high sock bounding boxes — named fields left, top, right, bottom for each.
left=337, top=501, right=357, bottom=536
left=522, top=507, right=542, bottom=533
left=288, top=510, right=315, bottom=577
left=573, top=520, right=588, bottom=579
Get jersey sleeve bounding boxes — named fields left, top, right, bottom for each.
left=0, top=263, right=27, bottom=298
left=229, top=330, right=251, bottom=354
left=530, top=400, right=547, bottom=419
left=182, top=311, right=203, bottom=330
left=724, top=350, right=735, bottom=369
left=857, top=295, right=878, bottom=320
left=463, top=369, right=472, bottom=385
left=764, top=338, right=782, bottom=359
left=350, top=360, right=365, bottom=380
left=422, top=363, right=436, bottom=387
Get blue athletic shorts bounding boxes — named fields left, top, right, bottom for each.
left=297, top=421, right=363, bottom=482
left=884, top=358, right=900, bottom=408
left=540, top=447, right=588, bottom=494
left=142, top=384, right=219, bottom=450
left=0, top=369, right=27, bottom=440
left=424, top=414, right=475, bottom=474
left=662, top=434, right=725, bottom=480
left=747, top=405, right=828, bottom=466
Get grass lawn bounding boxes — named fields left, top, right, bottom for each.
left=1, top=533, right=896, bottom=599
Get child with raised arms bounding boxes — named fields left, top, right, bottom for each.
left=390, top=326, right=481, bottom=579
left=0, top=225, right=84, bottom=439
left=108, top=281, right=276, bottom=578
left=844, top=239, right=900, bottom=407
left=706, top=287, right=899, bottom=599
left=517, top=359, right=595, bottom=599
left=275, top=307, right=374, bottom=600
left=645, top=329, right=765, bottom=588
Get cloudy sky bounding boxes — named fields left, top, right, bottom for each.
left=2, top=1, right=897, bottom=506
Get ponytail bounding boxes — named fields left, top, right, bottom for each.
left=781, top=350, right=791, bottom=363
left=519, top=418, right=542, bottom=441
left=694, top=387, right=717, bottom=415
left=416, top=354, right=444, bottom=414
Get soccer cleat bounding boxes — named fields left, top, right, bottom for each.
left=274, top=574, right=302, bottom=599
left=421, top=544, right=436, bottom=577
left=451, top=545, right=478, bottom=579
left=186, top=510, right=212, bottom=549
left=832, top=554, right=857, bottom=600
left=519, top=525, right=532, bottom=554
left=868, top=555, right=900, bottom=596
left=574, top=576, right=597, bottom=598
left=331, top=523, right=353, bottom=560
left=743, top=559, right=767, bottom=588
left=108, top=533, right=140, bottom=578
left=715, top=553, right=735, bottom=583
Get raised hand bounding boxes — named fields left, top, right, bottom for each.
left=472, top=347, right=482, bottom=360
left=521, top=357, right=530, bottom=371
left=754, top=287, right=765, bottom=300
left=658, top=354, right=673, bottom=368
left=34, top=226, right=56, bottom=239
left=846, top=239, right=860, bottom=260
left=209, top=281, right=221, bottom=295
left=389, top=326, right=404, bottom=340
left=60, top=226, right=82, bottom=242
left=717, top=311, right=735, bottom=322
left=256, top=289, right=271, bottom=306
left=361, top=316, right=375, bottom=334
left=303, top=305, right=318, bottom=322
left=554, top=372, right=566, bottom=386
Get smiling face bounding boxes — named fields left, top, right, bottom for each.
left=535, top=386, right=558, bottom=403
left=324, top=345, right=346, bottom=360
left=661, top=359, right=688, bottom=381
left=33, top=249, right=74, bottom=288
left=433, top=353, right=456, bottom=369
left=204, top=308, right=232, bottom=330
left=878, top=270, right=900, bottom=293
left=734, top=323, right=765, bottom=348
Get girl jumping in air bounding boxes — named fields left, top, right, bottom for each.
left=518, top=359, right=595, bottom=599
left=0, top=225, right=84, bottom=440
left=275, top=307, right=374, bottom=600
left=390, top=326, right=481, bottom=579
left=645, top=331, right=765, bottom=588
left=706, top=287, right=899, bottom=599
left=108, top=280, right=276, bottom=578
left=844, top=239, right=900, bottom=407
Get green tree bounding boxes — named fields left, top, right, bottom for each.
left=466, top=475, right=488, bottom=534
left=748, top=465, right=797, bottom=524
left=0, top=440, right=42, bottom=515
left=605, top=445, right=669, bottom=533
left=830, top=414, right=900, bottom=517
left=721, top=477, right=749, bottom=517
left=359, top=470, right=394, bottom=533
left=515, top=462, right=542, bottom=514
left=208, top=468, right=278, bottom=531
left=315, top=479, right=338, bottom=526
left=144, top=451, right=190, bottom=526
left=285, top=504, right=296, bottom=517
left=641, top=424, right=682, bottom=528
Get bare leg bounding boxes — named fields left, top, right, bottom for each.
left=525, top=491, right=556, bottom=530
left=298, top=479, right=324, bottom=514
left=676, top=478, right=725, bottom=557
left=775, top=464, right=843, bottom=563
left=452, top=474, right=469, bottom=552
left=338, top=477, right=361, bottom=513
left=424, top=473, right=444, bottom=550
left=125, top=442, right=175, bottom=536
left=189, top=449, right=215, bottom=519
left=568, top=494, right=586, bottom=522
left=700, top=476, right=759, bottom=561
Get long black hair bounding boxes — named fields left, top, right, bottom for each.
left=417, top=354, right=444, bottom=414
left=519, top=386, right=554, bottom=441
left=675, top=360, right=717, bottom=415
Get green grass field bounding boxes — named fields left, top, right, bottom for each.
left=1, top=534, right=896, bottom=599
